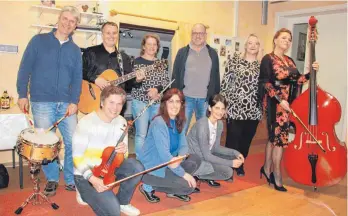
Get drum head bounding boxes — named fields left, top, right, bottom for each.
left=21, top=128, right=59, bottom=145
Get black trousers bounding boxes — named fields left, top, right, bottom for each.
left=225, top=119, right=259, bottom=158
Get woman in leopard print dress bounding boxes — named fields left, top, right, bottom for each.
left=130, top=33, right=170, bottom=158
left=220, top=34, right=263, bottom=177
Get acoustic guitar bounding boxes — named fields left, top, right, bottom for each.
left=78, top=59, right=168, bottom=114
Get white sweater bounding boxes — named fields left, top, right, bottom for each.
left=72, top=111, right=128, bottom=179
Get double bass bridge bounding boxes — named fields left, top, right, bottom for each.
left=294, top=132, right=320, bottom=150
left=295, top=132, right=334, bottom=151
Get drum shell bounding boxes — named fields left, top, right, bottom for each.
left=16, top=129, right=61, bottom=163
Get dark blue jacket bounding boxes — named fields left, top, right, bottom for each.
left=17, top=30, right=82, bottom=104
left=171, top=44, right=220, bottom=101
left=139, top=116, right=188, bottom=178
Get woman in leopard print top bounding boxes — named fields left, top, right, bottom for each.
left=130, top=33, right=170, bottom=158
left=220, top=34, right=262, bottom=177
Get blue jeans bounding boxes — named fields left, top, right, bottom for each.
left=142, top=154, right=201, bottom=195
left=131, top=99, right=160, bottom=158
left=184, top=96, right=207, bottom=134
left=31, top=102, right=77, bottom=185
left=75, top=158, right=144, bottom=216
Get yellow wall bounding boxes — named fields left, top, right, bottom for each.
left=0, top=1, right=344, bottom=164
left=0, top=0, right=235, bottom=164
left=0, top=1, right=99, bottom=164
left=102, top=1, right=235, bottom=35
left=237, top=1, right=343, bottom=53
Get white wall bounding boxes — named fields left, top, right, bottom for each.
left=314, top=12, right=347, bottom=142
left=282, top=7, right=347, bottom=142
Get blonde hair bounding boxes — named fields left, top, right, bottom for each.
left=140, top=33, right=161, bottom=56
left=240, top=34, right=263, bottom=62
left=59, top=6, right=81, bottom=23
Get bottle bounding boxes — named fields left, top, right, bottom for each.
left=0, top=90, right=10, bottom=109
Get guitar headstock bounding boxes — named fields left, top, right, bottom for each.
left=308, top=16, right=318, bottom=42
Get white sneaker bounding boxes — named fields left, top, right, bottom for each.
left=120, top=204, right=140, bottom=216
left=76, top=189, right=88, bottom=206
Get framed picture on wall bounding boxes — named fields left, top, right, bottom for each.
left=297, top=32, right=307, bottom=61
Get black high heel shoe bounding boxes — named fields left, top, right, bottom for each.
left=260, top=166, right=271, bottom=185
left=269, top=172, right=287, bottom=192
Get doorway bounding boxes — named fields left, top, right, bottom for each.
left=275, top=4, right=347, bottom=142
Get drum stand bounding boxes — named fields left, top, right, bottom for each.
left=15, top=162, right=59, bottom=215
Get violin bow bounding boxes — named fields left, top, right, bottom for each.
left=131, top=79, right=175, bottom=123
left=106, top=154, right=189, bottom=188
left=23, top=107, right=37, bottom=133
left=265, top=86, right=326, bottom=153
left=115, top=79, right=175, bottom=147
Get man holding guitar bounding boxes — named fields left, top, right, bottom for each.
left=80, top=21, right=145, bottom=114
left=72, top=85, right=144, bottom=216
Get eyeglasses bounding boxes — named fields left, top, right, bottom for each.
left=167, top=100, right=182, bottom=105
left=192, top=32, right=206, bottom=37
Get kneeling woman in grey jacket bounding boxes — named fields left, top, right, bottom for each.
left=187, top=94, right=244, bottom=187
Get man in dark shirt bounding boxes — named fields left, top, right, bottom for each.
left=82, top=22, right=145, bottom=91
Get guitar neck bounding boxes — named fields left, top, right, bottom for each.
left=109, top=61, right=165, bottom=86
left=110, top=72, right=137, bottom=86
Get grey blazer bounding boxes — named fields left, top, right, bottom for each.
left=187, top=117, right=241, bottom=175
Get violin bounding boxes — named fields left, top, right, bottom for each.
left=283, top=16, right=347, bottom=188
left=92, top=79, right=176, bottom=185
left=92, top=121, right=131, bottom=185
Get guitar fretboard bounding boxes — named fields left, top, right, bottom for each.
left=111, top=72, right=137, bottom=86
left=109, top=59, right=167, bottom=86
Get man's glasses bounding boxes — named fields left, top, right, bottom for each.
left=192, top=32, right=206, bottom=37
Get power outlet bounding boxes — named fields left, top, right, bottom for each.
left=0, top=44, right=18, bottom=54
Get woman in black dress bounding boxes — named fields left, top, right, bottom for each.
left=259, top=28, right=319, bottom=192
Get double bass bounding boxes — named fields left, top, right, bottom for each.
left=283, top=16, right=347, bottom=188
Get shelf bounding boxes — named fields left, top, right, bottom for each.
left=31, top=5, right=103, bottom=19
left=31, top=24, right=101, bottom=39
left=32, top=24, right=100, bottom=33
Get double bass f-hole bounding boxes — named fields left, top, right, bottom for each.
left=321, top=132, right=335, bottom=152
left=296, top=131, right=335, bottom=152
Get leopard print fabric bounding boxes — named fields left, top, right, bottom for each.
left=131, top=57, right=170, bottom=104
left=221, top=52, right=262, bottom=120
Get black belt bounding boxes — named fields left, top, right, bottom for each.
left=274, top=80, right=292, bottom=86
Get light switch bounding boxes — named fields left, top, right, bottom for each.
left=0, top=44, right=18, bottom=54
